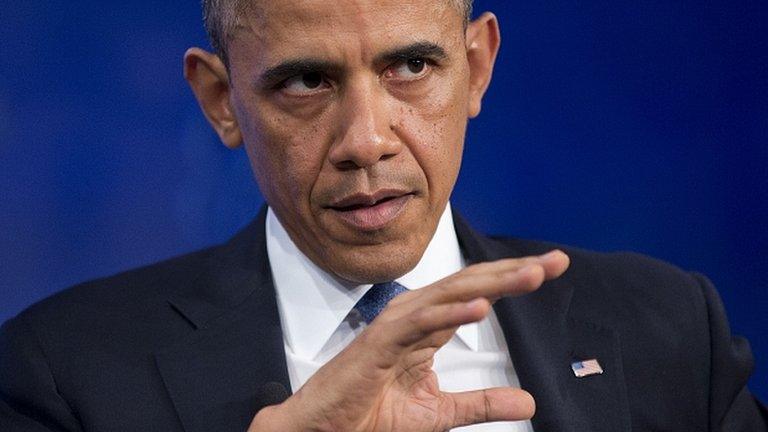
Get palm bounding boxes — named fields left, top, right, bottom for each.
left=370, top=348, right=459, bottom=432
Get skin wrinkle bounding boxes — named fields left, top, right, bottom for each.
left=483, top=389, right=491, bottom=423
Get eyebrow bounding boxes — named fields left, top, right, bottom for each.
left=373, top=41, right=449, bottom=65
left=257, top=41, right=448, bottom=87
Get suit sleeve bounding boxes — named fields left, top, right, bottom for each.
left=693, top=274, right=768, bottom=431
left=0, top=315, right=83, bottom=432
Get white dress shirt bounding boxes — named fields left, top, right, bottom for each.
left=267, top=204, right=534, bottom=432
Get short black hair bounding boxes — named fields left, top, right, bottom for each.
left=202, top=0, right=474, bottom=67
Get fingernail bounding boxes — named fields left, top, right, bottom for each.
left=540, top=250, right=563, bottom=260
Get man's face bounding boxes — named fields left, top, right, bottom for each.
left=221, top=0, right=492, bottom=283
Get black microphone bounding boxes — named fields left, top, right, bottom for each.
left=255, top=381, right=290, bottom=408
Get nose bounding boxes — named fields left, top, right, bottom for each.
left=328, top=78, right=402, bottom=170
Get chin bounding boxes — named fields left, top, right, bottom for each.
left=327, top=246, right=423, bottom=284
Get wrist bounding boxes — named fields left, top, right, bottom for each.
left=249, top=404, right=292, bottom=432
left=249, top=397, right=331, bottom=432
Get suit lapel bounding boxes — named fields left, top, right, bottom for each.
left=155, top=208, right=291, bottom=432
left=454, top=213, right=631, bottom=432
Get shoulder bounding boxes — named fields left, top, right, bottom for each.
left=1, top=209, right=269, bottom=356
left=5, top=214, right=266, bottom=335
left=0, top=244, right=224, bottom=417
left=491, top=235, right=699, bottom=287
left=489, top=235, right=710, bottom=325
left=0, top=245, right=234, bottom=373
left=488, top=236, right=767, bottom=428
left=9, top=245, right=218, bottom=329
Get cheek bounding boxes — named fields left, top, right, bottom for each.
left=394, top=81, right=467, bottom=190
left=240, top=107, right=332, bottom=208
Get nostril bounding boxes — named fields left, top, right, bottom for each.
left=333, top=160, right=364, bottom=171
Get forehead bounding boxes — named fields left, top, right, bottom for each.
left=230, top=0, right=464, bottom=65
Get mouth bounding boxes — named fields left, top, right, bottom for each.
left=324, top=189, right=414, bottom=231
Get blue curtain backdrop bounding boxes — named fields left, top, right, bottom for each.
left=1, top=1, right=766, bottom=399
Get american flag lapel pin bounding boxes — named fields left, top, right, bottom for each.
left=571, top=358, right=604, bottom=378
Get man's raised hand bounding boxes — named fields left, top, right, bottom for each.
left=249, top=250, right=570, bottom=432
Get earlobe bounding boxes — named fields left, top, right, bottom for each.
left=184, top=47, right=243, bottom=149
left=465, top=12, right=501, bottom=119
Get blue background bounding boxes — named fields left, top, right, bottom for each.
left=1, top=1, right=766, bottom=399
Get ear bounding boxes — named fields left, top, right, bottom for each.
left=465, top=12, right=501, bottom=119
left=184, top=47, right=243, bottom=149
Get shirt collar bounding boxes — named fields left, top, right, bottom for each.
left=267, top=203, right=478, bottom=360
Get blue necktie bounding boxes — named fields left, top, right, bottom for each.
left=355, top=281, right=408, bottom=324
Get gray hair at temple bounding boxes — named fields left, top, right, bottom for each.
left=202, top=0, right=474, bottom=67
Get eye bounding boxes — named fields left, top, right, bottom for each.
left=387, top=58, right=431, bottom=81
left=281, top=72, right=330, bottom=96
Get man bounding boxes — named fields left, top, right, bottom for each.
left=1, top=0, right=766, bottom=431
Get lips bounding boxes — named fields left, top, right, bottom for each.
left=325, top=189, right=414, bottom=231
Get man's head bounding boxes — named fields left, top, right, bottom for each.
left=185, top=0, right=500, bottom=283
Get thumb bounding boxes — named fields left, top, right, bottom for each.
left=445, top=387, right=535, bottom=429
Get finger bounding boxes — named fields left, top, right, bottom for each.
left=413, top=250, right=569, bottom=304
left=360, top=297, right=491, bottom=368
left=425, top=262, right=548, bottom=304
left=387, top=298, right=492, bottom=347
left=386, top=251, right=569, bottom=311
left=379, top=268, right=543, bottom=352
left=460, top=249, right=569, bottom=279
left=444, top=387, right=536, bottom=428
left=458, top=254, right=546, bottom=277
left=538, top=249, right=570, bottom=279
left=366, top=252, right=569, bottom=357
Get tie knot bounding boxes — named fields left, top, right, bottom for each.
left=355, top=281, right=408, bottom=324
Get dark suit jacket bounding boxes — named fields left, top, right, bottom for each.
left=1, top=209, right=766, bottom=432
